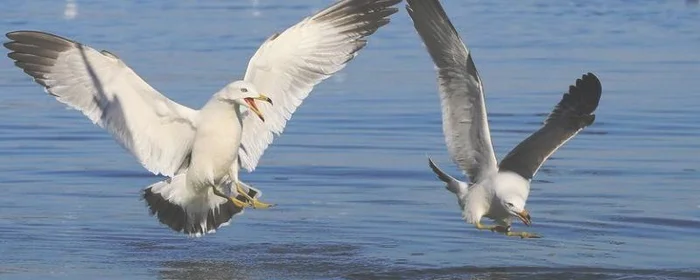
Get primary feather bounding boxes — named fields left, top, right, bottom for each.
left=5, top=31, right=198, bottom=177
left=238, top=0, right=401, bottom=172
left=4, top=0, right=402, bottom=237
left=406, top=0, right=498, bottom=183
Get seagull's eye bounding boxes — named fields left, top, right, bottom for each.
left=240, top=88, right=248, bottom=93
left=506, top=202, right=514, bottom=207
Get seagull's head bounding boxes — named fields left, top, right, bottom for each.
left=494, top=172, right=532, bottom=226
left=220, top=80, right=273, bottom=122
left=502, top=196, right=531, bottom=227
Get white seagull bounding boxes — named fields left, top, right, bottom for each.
left=4, top=0, right=400, bottom=237
left=406, top=0, right=603, bottom=238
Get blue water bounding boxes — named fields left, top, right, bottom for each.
left=1, top=0, right=699, bottom=279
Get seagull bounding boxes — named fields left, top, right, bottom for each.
left=4, top=0, right=400, bottom=237
left=406, top=0, right=603, bottom=238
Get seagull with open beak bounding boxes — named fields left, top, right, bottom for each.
left=243, top=94, right=272, bottom=122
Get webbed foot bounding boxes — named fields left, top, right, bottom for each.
left=235, top=182, right=274, bottom=209
left=505, top=231, right=542, bottom=239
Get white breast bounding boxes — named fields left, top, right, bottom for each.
left=186, top=101, right=243, bottom=191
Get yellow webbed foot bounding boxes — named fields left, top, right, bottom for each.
left=505, top=231, right=542, bottom=239
left=475, top=222, right=539, bottom=238
left=211, top=185, right=250, bottom=208
left=230, top=197, right=249, bottom=208
left=249, top=199, right=274, bottom=209
left=234, top=182, right=275, bottom=209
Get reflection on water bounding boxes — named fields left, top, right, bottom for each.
left=160, top=260, right=251, bottom=280
left=0, top=0, right=699, bottom=279
left=250, top=0, right=261, bottom=17
left=152, top=243, right=372, bottom=279
left=64, top=0, right=78, bottom=20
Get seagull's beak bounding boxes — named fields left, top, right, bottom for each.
left=243, top=94, right=272, bottom=122
left=516, top=209, right=532, bottom=226
left=254, top=94, right=273, bottom=105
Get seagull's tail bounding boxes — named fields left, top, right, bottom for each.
left=428, top=157, right=468, bottom=195
left=142, top=174, right=244, bottom=237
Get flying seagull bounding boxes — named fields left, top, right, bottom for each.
left=406, top=0, right=602, bottom=238
left=4, top=0, right=400, bottom=237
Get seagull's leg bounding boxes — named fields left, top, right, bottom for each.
left=227, top=165, right=254, bottom=208
left=211, top=183, right=248, bottom=208
left=475, top=222, right=508, bottom=232
left=229, top=166, right=274, bottom=209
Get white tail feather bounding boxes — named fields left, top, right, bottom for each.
left=427, top=157, right=468, bottom=195
left=142, top=174, right=243, bottom=237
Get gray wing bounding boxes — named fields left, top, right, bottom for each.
left=498, top=73, right=602, bottom=180
left=406, top=0, right=498, bottom=183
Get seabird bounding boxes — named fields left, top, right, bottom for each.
left=406, top=0, right=603, bottom=238
left=4, top=0, right=400, bottom=236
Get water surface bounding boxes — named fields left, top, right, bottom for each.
left=0, top=0, right=699, bottom=279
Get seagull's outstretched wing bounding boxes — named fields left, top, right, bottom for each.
left=4, top=31, right=198, bottom=176
left=499, top=73, right=602, bottom=180
left=406, top=0, right=497, bottom=183
left=236, top=0, right=401, bottom=172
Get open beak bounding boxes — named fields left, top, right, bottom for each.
left=516, top=209, right=532, bottom=226
left=243, top=94, right=272, bottom=122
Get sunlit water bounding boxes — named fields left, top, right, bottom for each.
left=0, top=0, right=699, bottom=279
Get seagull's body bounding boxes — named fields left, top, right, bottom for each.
left=5, top=0, right=400, bottom=237
left=141, top=81, right=272, bottom=236
left=185, top=93, right=245, bottom=194
left=407, top=0, right=603, bottom=238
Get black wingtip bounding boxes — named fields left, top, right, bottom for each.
left=543, top=72, right=603, bottom=127
left=571, top=72, right=603, bottom=115
left=4, top=30, right=75, bottom=53
left=427, top=157, right=452, bottom=183
left=315, top=0, right=401, bottom=23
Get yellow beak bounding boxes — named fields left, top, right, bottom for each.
left=253, top=94, right=273, bottom=105
left=516, top=209, right=532, bottom=226
left=243, top=94, right=273, bottom=122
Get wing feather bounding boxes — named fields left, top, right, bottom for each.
left=5, top=31, right=198, bottom=176
left=406, top=0, right=498, bottom=183
left=498, top=73, right=602, bottom=179
left=237, top=0, right=400, bottom=172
